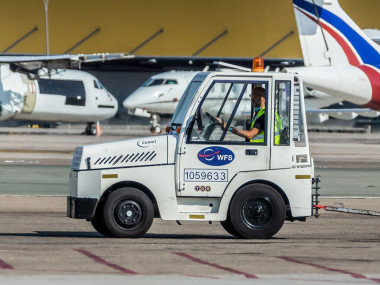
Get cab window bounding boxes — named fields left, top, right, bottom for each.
left=274, top=81, right=291, bottom=146
left=188, top=80, right=268, bottom=144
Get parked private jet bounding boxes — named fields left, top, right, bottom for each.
left=0, top=53, right=131, bottom=134
left=123, top=71, right=198, bottom=117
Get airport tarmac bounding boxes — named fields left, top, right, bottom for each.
left=0, top=196, right=378, bottom=284
left=0, top=125, right=379, bottom=284
left=0, top=125, right=379, bottom=197
left=1, top=125, right=380, bottom=168
left=0, top=165, right=379, bottom=197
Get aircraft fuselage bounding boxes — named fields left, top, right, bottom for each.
left=0, top=64, right=118, bottom=123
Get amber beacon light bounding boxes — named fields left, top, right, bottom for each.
left=252, top=57, right=264, bottom=72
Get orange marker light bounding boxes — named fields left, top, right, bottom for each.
left=165, top=125, right=171, bottom=133
left=176, top=126, right=181, bottom=133
left=252, top=57, right=264, bottom=72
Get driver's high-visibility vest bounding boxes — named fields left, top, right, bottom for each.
left=250, top=106, right=282, bottom=144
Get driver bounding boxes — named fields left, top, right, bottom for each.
left=217, top=87, right=266, bottom=143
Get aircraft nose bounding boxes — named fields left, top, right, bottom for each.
left=109, top=93, right=119, bottom=113
left=123, top=96, right=135, bottom=110
left=103, top=90, right=117, bottom=103
left=109, top=92, right=118, bottom=107
left=96, top=90, right=118, bottom=116
left=123, top=89, right=145, bottom=111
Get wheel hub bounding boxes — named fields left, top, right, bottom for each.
left=254, top=205, right=264, bottom=216
left=241, top=197, right=274, bottom=229
left=114, top=200, right=143, bottom=228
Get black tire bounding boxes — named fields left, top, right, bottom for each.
left=91, top=201, right=111, bottom=237
left=103, top=187, right=154, bottom=238
left=220, top=218, right=242, bottom=238
left=229, top=184, right=286, bottom=239
left=90, top=126, right=97, bottom=136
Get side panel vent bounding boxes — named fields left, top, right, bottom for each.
left=93, top=151, right=157, bottom=167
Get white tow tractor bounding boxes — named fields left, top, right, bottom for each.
left=68, top=64, right=314, bottom=239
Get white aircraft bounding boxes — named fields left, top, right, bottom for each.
left=123, top=70, right=198, bottom=117
left=124, top=0, right=380, bottom=130
left=286, top=0, right=380, bottom=111
left=123, top=68, right=378, bottom=131
left=0, top=53, right=132, bottom=134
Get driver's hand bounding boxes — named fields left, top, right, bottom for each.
left=216, top=117, right=226, bottom=129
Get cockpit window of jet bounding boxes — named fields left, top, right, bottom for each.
left=93, top=79, right=105, bottom=89
left=143, top=78, right=165, bottom=87
left=165, top=79, right=178, bottom=85
left=142, top=78, right=179, bottom=87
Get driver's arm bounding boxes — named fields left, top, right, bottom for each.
left=230, top=126, right=261, bottom=140
left=216, top=117, right=261, bottom=140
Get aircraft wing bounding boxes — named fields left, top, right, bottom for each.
left=0, top=54, right=75, bottom=63
left=0, top=53, right=134, bottom=71
left=307, top=108, right=373, bottom=114
left=306, top=108, right=380, bottom=122
left=81, top=55, right=304, bottom=72
left=307, top=108, right=380, bottom=116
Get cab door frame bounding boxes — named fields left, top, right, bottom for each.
left=176, top=75, right=273, bottom=197
left=270, top=78, right=294, bottom=170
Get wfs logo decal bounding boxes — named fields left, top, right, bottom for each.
left=198, top=147, right=234, bottom=166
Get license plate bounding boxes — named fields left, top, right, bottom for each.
left=184, top=169, right=228, bottom=182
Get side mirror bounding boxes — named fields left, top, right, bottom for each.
left=185, top=116, right=194, bottom=136
left=194, top=108, right=203, bottom=132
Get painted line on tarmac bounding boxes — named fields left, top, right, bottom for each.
left=74, top=249, right=137, bottom=275
left=173, top=252, right=257, bottom=279
left=0, top=259, right=13, bottom=270
left=277, top=256, right=380, bottom=283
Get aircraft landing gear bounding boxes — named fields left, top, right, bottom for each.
left=150, top=114, right=162, bottom=134
left=82, top=122, right=97, bottom=136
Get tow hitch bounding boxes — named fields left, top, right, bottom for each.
left=314, top=204, right=380, bottom=217
left=312, top=175, right=380, bottom=217
left=312, top=176, right=321, bottom=217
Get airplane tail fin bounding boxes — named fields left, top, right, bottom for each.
left=293, top=0, right=380, bottom=68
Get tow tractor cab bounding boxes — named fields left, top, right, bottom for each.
left=68, top=70, right=314, bottom=239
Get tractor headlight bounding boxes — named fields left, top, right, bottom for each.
left=71, top=146, right=83, bottom=170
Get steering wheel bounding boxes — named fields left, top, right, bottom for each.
left=205, top=112, right=220, bottom=125
left=200, top=112, right=221, bottom=140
